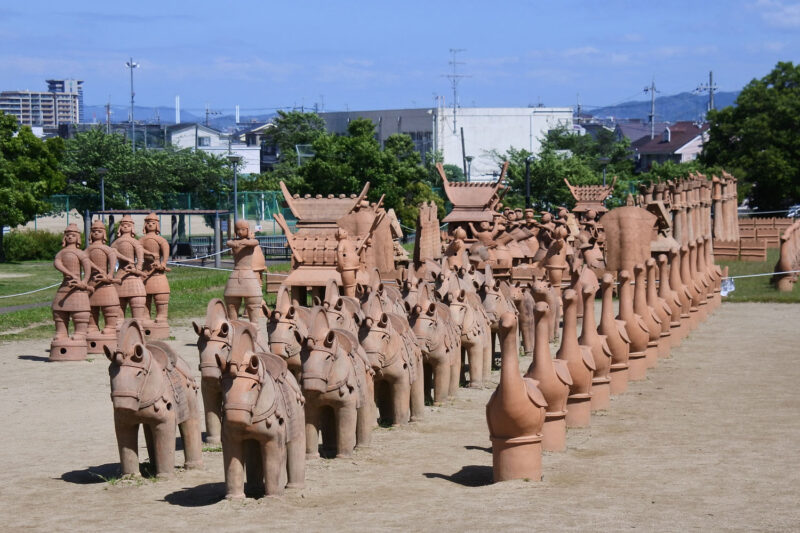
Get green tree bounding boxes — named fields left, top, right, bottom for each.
left=0, top=112, right=65, bottom=261
left=703, top=61, right=800, bottom=209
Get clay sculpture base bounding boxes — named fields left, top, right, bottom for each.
left=645, top=343, right=659, bottom=369
left=541, top=414, right=566, bottom=452
left=142, top=321, right=170, bottom=340
left=86, top=333, right=117, bottom=355
left=565, top=395, right=591, bottom=427
left=50, top=338, right=88, bottom=361
left=491, top=435, right=542, bottom=482
left=669, top=322, right=684, bottom=348
left=628, top=352, right=647, bottom=381
left=590, top=380, right=610, bottom=411
left=609, top=365, right=629, bottom=395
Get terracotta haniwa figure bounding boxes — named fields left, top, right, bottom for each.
left=633, top=263, right=661, bottom=369
left=85, top=219, right=122, bottom=354
left=557, top=289, right=595, bottom=427
left=225, top=220, right=264, bottom=323
left=526, top=300, right=571, bottom=452
left=444, top=227, right=468, bottom=270
left=336, top=228, right=360, bottom=298
left=670, top=246, right=692, bottom=343
left=486, top=312, right=547, bottom=482
left=216, top=323, right=306, bottom=498
left=617, top=269, right=649, bottom=381
left=647, top=257, right=672, bottom=359
left=105, top=320, right=203, bottom=478
left=598, top=273, right=631, bottom=395
left=51, top=223, right=93, bottom=361
left=112, top=215, right=149, bottom=325
left=140, top=213, right=171, bottom=339
left=579, top=274, right=613, bottom=411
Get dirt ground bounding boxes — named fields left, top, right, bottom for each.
left=1, top=302, right=798, bottom=532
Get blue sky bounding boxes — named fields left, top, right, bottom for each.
left=1, top=1, right=798, bottom=116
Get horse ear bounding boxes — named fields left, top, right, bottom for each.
left=219, top=322, right=230, bottom=338
left=427, top=303, right=436, bottom=316
left=293, top=329, right=304, bottom=345
left=132, top=343, right=145, bottom=362
left=286, top=306, right=295, bottom=320
left=103, top=345, right=113, bottom=361
left=365, top=316, right=374, bottom=328
left=262, top=302, right=272, bottom=319
left=443, top=292, right=452, bottom=304
left=458, top=289, right=466, bottom=302
left=335, top=298, right=343, bottom=311
left=316, top=296, right=325, bottom=308
left=324, top=331, right=335, bottom=348
left=192, top=321, right=202, bottom=336
left=379, top=313, right=388, bottom=328
left=404, top=301, right=412, bottom=314
left=413, top=304, right=422, bottom=315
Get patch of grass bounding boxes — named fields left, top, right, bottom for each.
left=718, top=248, right=800, bottom=303
left=203, top=444, right=223, bottom=453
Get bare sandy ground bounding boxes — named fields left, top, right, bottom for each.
left=0, top=303, right=798, bottom=532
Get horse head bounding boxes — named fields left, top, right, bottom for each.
left=408, top=301, right=440, bottom=352
left=218, top=352, right=276, bottom=428
left=106, top=320, right=162, bottom=414
left=266, top=302, right=308, bottom=368
left=302, top=309, right=352, bottom=394
left=193, top=298, right=233, bottom=380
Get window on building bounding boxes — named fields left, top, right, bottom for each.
left=198, top=136, right=210, bottom=147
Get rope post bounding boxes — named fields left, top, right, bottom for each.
left=170, top=215, right=178, bottom=257
left=108, top=214, right=115, bottom=244
left=83, top=210, right=91, bottom=247
left=214, top=212, right=222, bottom=269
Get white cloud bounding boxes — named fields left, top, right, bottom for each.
left=753, top=0, right=800, bottom=28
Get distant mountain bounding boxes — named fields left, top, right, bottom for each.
left=82, top=104, right=274, bottom=132
left=588, top=91, right=739, bottom=123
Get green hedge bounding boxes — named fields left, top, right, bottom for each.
left=3, top=230, right=64, bottom=261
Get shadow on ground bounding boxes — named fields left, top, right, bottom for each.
left=424, top=465, right=493, bottom=487
left=163, top=483, right=227, bottom=506
left=18, top=355, right=49, bottom=362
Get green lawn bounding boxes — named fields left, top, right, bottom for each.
left=717, top=248, right=800, bottom=303
left=0, top=260, right=289, bottom=340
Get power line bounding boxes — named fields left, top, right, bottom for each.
left=695, top=70, right=718, bottom=114
left=442, top=48, right=470, bottom=134
left=643, top=79, right=660, bottom=139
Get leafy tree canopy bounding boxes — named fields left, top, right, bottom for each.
left=703, top=61, right=800, bottom=209
left=0, top=111, right=65, bottom=261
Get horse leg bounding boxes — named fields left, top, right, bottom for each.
left=448, top=348, right=461, bottom=399
left=114, top=416, right=139, bottom=477
left=150, top=416, right=176, bottom=479
left=201, top=378, right=222, bottom=444
left=263, top=438, right=287, bottom=496
left=336, top=403, right=358, bottom=458
left=143, top=424, right=155, bottom=473
left=304, top=396, right=321, bottom=458
left=285, top=426, right=306, bottom=489
left=391, top=373, right=411, bottom=426
left=482, top=330, right=493, bottom=386
left=410, top=355, right=425, bottom=421
left=432, top=359, right=450, bottom=406
left=178, top=417, right=203, bottom=470
left=465, top=339, right=483, bottom=389
left=221, top=425, right=245, bottom=499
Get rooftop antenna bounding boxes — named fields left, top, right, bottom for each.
left=695, top=70, right=718, bottom=114
left=643, top=79, right=660, bottom=139
left=442, top=48, right=470, bottom=134
left=205, top=103, right=222, bottom=127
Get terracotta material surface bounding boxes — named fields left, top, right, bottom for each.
left=224, top=220, right=264, bottom=324
left=617, top=270, right=649, bottom=381
left=598, top=272, right=631, bottom=395
left=111, top=215, right=149, bottom=326
left=216, top=323, right=305, bottom=498
left=105, top=320, right=202, bottom=478
left=414, top=201, right=443, bottom=266
left=139, top=213, right=171, bottom=339
left=579, top=270, right=612, bottom=410
left=525, top=301, right=570, bottom=452
left=633, top=263, right=661, bottom=369
left=486, top=312, right=546, bottom=482
left=773, top=220, right=799, bottom=292
left=557, top=289, right=595, bottom=427
left=85, top=220, right=122, bottom=355
left=51, top=224, right=93, bottom=361
left=564, top=176, right=615, bottom=214
left=602, top=207, right=657, bottom=273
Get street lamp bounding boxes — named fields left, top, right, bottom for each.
left=598, top=157, right=611, bottom=187
left=125, top=58, right=139, bottom=153
left=525, top=154, right=537, bottom=209
left=97, top=167, right=108, bottom=221
left=227, top=154, right=243, bottom=223
left=465, top=155, right=474, bottom=183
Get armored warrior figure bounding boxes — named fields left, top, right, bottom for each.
left=224, top=219, right=263, bottom=323
left=336, top=228, right=360, bottom=298
left=139, top=213, right=172, bottom=338
left=112, top=215, right=148, bottom=322
left=85, top=219, right=122, bottom=352
left=50, top=224, right=93, bottom=361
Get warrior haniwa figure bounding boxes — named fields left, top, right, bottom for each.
left=140, top=213, right=171, bottom=333
left=51, top=223, right=93, bottom=360
left=224, top=219, right=263, bottom=323
left=112, top=215, right=148, bottom=322
left=85, top=219, right=122, bottom=349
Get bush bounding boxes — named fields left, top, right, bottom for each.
left=3, top=230, right=64, bottom=261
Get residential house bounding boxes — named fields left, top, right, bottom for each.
left=631, top=121, right=709, bottom=172
left=166, top=123, right=261, bottom=174
left=614, top=118, right=669, bottom=144
left=230, top=122, right=278, bottom=172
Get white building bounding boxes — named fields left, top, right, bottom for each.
left=166, top=123, right=261, bottom=174
left=0, top=79, right=83, bottom=127
left=319, top=105, right=573, bottom=181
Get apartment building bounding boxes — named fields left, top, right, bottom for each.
left=0, top=79, right=83, bottom=127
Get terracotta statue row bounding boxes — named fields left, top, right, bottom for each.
left=51, top=215, right=171, bottom=361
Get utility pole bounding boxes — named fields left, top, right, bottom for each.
left=205, top=104, right=221, bottom=127
left=443, top=49, right=470, bottom=134
left=126, top=58, right=139, bottom=153
left=695, top=70, right=718, bottom=113
left=643, top=79, right=659, bottom=139
left=105, top=99, right=112, bottom=134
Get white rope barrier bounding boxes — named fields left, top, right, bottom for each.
left=0, top=282, right=61, bottom=299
